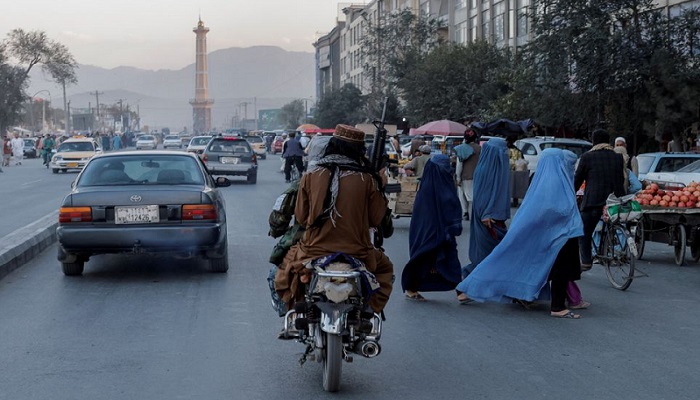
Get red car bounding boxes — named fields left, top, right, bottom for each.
left=272, top=135, right=285, bottom=154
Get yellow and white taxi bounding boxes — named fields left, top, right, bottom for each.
left=51, top=136, right=102, bottom=173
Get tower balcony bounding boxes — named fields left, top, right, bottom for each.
left=189, top=98, right=215, bottom=106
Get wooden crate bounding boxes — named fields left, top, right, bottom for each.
left=394, top=191, right=417, bottom=215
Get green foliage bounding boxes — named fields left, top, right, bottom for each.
left=314, top=84, right=366, bottom=128
left=399, top=41, right=512, bottom=126
left=280, top=99, right=305, bottom=129
left=0, top=29, right=77, bottom=133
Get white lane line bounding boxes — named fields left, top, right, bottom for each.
left=21, top=179, right=43, bottom=186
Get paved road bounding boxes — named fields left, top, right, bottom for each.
left=0, top=155, right=75, bottom=238
left=1, top=155, right=700, bottom=399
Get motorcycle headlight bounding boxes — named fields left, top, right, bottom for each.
left=323, top=281, right=354, bottom=303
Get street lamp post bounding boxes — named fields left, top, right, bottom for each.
left=32, top=90, right=51, bottom=133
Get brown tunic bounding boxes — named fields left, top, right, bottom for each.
left=275, top=167, right=394, bottom=312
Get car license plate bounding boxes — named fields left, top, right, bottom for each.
left=115, top=205, right=160, bottom=224
left=67, top=162, right=78, bottom=168
left=221, top=157, right=239, bottom=164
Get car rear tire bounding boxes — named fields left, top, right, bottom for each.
left=207, top=251, right=229, bottom=273
left=62, top=261, right=84, bottom=276
left=247, top=173, right=257, bottom=184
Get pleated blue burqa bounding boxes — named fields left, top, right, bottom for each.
left=401, top=154, right=463, bottom=292
left=462, top=138, right=511, bottom=277
left=456, top=148, right=584, bottom=302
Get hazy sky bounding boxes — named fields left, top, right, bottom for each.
left=1, top=0, right=363, bottom=70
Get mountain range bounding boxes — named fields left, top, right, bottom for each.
left=27, top=46, right=316, bottom=131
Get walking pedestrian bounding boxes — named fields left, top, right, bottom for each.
left=402, top=154, right=463, bottom=302
left=454, top=130, right=481, bottom=220
left=575, top=129, right=626, bottom=271
left=457, top=148, right=586, bottom=318
left=10, top=134, right=24, bottom=165
left=2, top=135, right=11, bottom=168
left=461, top=137, right=511, bottom=279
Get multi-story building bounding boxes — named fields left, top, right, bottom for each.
left=314, top=0, right=700, bottom=99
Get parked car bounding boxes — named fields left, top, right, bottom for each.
left=644, top=159, right=700, bottom=190
left=272, top=135, right=285, bottom=154
left=201, top=136, right=258, bottom=184
left=636, top=152, right=700, bottom=182
left=50, top=136, right=103, bottom=173
left=162, top=135, right=182, bottom=149
left=186, top=135, right=213, bottom=155
left=136, top=134, right=158, bottom=150
left=244, top=135, right=267, bottom=159
left=23, top=137, right=38, bottom=158
left=515, top=137, right=593, bottom=177
left=55, top=151, right=231, bottom=275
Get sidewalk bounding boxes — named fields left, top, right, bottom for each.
left=0, top=211, right=58, bottom=280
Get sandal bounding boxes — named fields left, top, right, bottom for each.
left=405, top=292, right=426, bottom=301
left=550, top=310, right=581, bottom=319
left=513, top=299, right=535, bottom=310
left=569, top=300, right=591, bottom=310
left=457, top=294, right=474, bottom=305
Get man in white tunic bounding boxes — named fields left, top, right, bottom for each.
left=11, top=134, right=24, bottom=165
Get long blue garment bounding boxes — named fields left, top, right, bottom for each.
left=402, top=154, right=463, bottom=292
left=456, top=148, right=584, bottom=302
left=463, top=138, right=511, bottom=276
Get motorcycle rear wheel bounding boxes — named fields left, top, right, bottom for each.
left=322, top=333, right=342, bottom=392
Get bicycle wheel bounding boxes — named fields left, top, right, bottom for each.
left=603, top=224, right=635, bottom=291
left=632, top=220, right=645, bottom=260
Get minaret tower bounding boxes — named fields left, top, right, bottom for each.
left=190, top=17, right=214, bottom=134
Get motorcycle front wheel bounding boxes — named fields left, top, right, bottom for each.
left=322, top=333, right=343, bottom=392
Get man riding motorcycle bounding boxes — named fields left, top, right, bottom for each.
left=274, top=124, right=394, bottom=316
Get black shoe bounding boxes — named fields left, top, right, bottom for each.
left=464, top=212, right=469, bottom=221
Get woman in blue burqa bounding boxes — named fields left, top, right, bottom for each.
left=462, top=137, right=511, bottom=279
left=456, top=148, right=585, bottom=318
left=402, top=154, right=463, bottom=301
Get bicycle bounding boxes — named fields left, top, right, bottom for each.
left=591, top=194, right=640, bottom=291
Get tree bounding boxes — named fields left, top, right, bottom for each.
left=361, top=9, right=445, bottom=114
left=0, top=29, right=77, bottom=133
left=399, top=41, right=513, bottom=126
left=0, top=47, right=27, bottom=135
left=314, top=83, right=365, bottom=128
left=280, top=99, right=305, bottom=129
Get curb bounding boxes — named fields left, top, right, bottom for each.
left=0, top=211, right=59, bottom=280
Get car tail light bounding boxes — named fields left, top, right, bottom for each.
left=202, top=154, right=208, bottom=162
left=252, top=153, right=257, bottom=165
left=182, top=204, right=217, bottom=220
left=59, top=207, right=92, bottom=223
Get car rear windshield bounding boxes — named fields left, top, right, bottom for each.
left=78, top=155, right=205, bottom=186
left=58, top=142, right=93, bottom=152
left=677, top=160, right=700, bottom=173
left=654, top=156, right=700, bottom=173
left=190, top=137, right=212, bottom=145
left=164, top=135, right=179, bottom=140
left=139, top=135, right=155, bottom=141
left=207, top=140, right=251, bottom=153
left=245, top=136, right=263, bottom=143
left=539, top=142, right=591, bottom=157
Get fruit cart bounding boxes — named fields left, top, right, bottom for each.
left=636, top=207, right=700, bottom=266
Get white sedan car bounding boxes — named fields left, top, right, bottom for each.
left=162, top=135, right=182, bottom=149
left=645, top=160, right=700, bottom=189
left=136, top=135, right=158, bottom=150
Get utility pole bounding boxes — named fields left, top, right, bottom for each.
left=62, top=81, right=69, bottom=134
left=117, top=99, right=124, bottom=132
left=254, top=97, right=258, bottom=130
left=90, top=90, right=104, bottom=132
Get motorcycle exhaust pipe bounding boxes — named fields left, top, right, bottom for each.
left=355, top=340, right=381, bottom=358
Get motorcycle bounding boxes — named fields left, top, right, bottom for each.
left=279, top=253, right=383, bottom=392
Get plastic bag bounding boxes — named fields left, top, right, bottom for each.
left=606, top=193, right=642, bottom=222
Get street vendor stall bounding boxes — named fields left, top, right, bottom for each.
left=634, top=182, right=700, bottom=265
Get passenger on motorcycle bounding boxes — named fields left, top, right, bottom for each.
left=274, top=124, right=394, bottom=314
